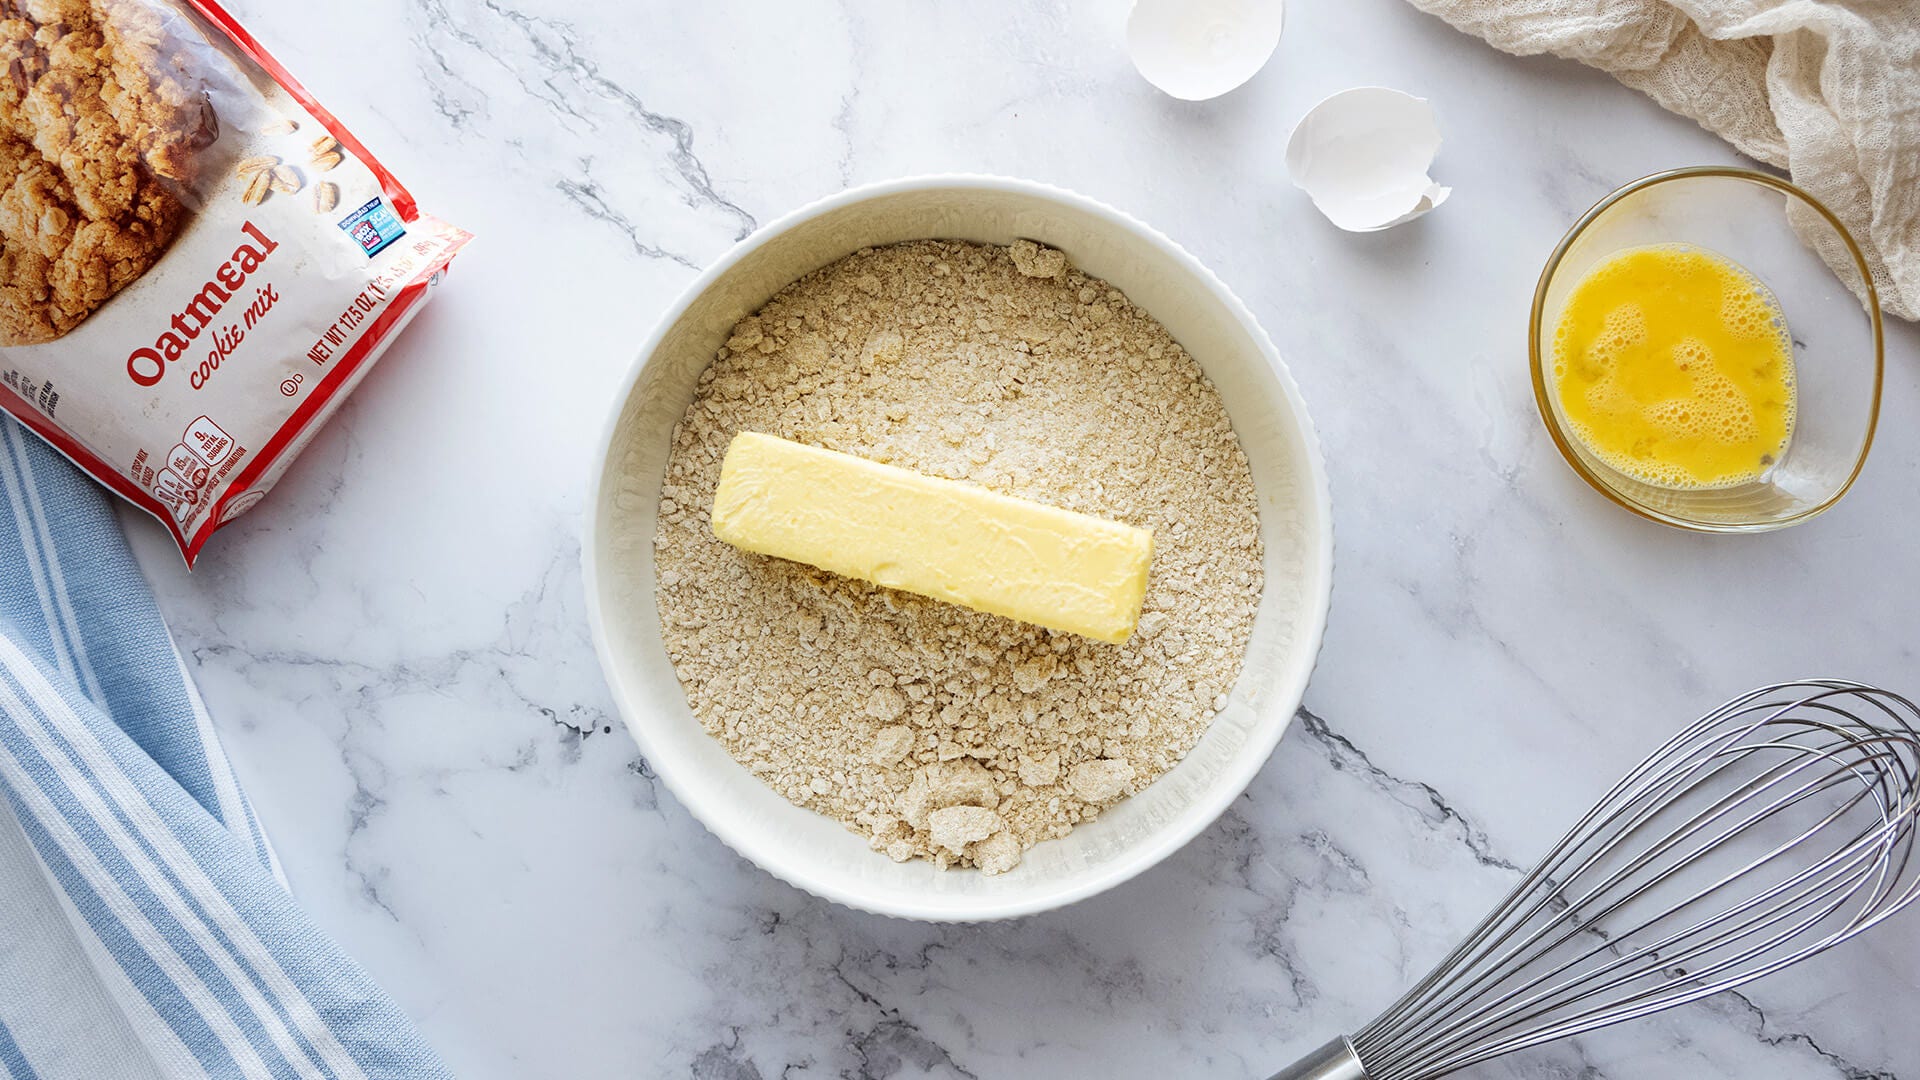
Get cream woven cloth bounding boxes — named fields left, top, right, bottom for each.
left=1405, top=0, right=1920, bottom=320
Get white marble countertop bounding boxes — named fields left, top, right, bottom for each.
left=124, top=1, right=1918, bottom=1076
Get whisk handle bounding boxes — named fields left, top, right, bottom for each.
left=1265, top=1036, right=1370, bottom=1080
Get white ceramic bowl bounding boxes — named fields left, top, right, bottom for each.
left=585, top=176, right=1332, bottom=921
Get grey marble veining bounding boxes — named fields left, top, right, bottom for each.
left=123, top=0, right=1918, bottom=1076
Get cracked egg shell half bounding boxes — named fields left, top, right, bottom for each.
left=1127, top=0, right=1285, bottom=101
left=1285, top=86, right=1451, bottom=232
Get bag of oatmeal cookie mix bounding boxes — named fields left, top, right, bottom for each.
left=0, top=0, right=470, bottom=564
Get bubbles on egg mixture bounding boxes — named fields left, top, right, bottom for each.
left=1549, top=244, right=1796, bottom=491
left=1644, top=360, right=1758, bottom=446
left=1722, top=284, right=1783, bottom=339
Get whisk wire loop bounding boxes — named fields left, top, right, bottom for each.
left=1295, top=681, right=1920, bottom=1080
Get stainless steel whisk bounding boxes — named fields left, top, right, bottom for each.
left=1270, top=680, right=1920, bottom=1080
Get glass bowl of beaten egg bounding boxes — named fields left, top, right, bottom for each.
left=1530, top=166, right=1884, bottom=532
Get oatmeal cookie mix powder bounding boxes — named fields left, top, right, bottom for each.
left=654, top=240, right=1263, bottom=874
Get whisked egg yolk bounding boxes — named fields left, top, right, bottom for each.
left=1550, top=244, right=1795, bottom=490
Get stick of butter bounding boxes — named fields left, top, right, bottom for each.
left=710, top=432, right=1154, bottom=644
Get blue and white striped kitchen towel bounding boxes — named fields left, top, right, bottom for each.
left=0, top=417, right=451, bottom=1080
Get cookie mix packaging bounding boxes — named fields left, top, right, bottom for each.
left=0, top=0, right=470, bottom=564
